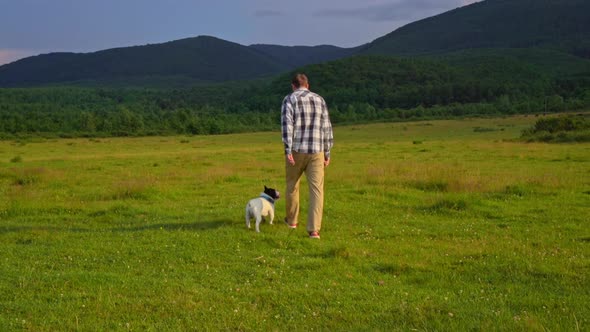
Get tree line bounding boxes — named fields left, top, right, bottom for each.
left=1, top=55, right=589, bottom=138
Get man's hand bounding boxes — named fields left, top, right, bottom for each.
left=287, top=154, right=295, bottom=166
left=324, top=158, right=330, bottom=167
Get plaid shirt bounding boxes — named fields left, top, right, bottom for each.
left=281, top=88, right=334, bottom=159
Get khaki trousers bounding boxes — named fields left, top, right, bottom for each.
left=285, top=152, right=325, bottom=233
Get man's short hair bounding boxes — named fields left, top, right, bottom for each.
left=291, top=73, right=308, bottom=88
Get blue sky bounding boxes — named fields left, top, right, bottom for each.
left=0, top=0, right=479, bottom=65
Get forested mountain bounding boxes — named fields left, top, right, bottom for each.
left=251, top=50, right=590, bottom=114
left=249, top=44, right=361, bottom=68
left=0, top=36, right=289, bottom=87
left=0, top=41, right=361, bottom=88
left=0, top=36, right=355, bottom=87
left=362, top=0, right=590, bottom=57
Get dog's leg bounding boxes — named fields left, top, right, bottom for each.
left=245, top=205, right=251, bottom=229
left=269, top=208, right=274, bottom=225
left=255, top=215, right=262, bottom=233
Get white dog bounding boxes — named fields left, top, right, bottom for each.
left=245, top=186, right=280, bottom=232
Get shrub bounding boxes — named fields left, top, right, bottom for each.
left=521, top=114, right=590, bottom=142
left=533, top=115, right=590, bottom=133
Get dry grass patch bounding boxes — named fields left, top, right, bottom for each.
left=364, top=159, right=575, bottom=195
left=9, top=167, right=48, bottom=186
left=109, top=175, right=159, bottom=200
left=365, top=162, right=489, bottom=193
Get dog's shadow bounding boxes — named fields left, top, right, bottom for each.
left=112, top=219, right=231, bottom=232
left=0, top=225, right=89, bottom=234
left=1, top=219, right=231, bottom=235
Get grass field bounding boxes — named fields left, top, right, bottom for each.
left=1, top=115, right=589, bottom=331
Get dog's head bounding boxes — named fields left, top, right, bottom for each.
left=264, top=186, right=280, bottom=200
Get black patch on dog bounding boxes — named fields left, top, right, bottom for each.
left=264, top=186, right=280, bottom=200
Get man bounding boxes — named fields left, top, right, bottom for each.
left=281, top=73, right=334, bottom=239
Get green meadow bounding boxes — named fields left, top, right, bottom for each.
left=1, top=115, right=589, bottom=331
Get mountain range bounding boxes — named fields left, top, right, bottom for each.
left=0, top=0, right=589, bottom=87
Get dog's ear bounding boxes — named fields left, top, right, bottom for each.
left=264, top=185, right=268, bottom=190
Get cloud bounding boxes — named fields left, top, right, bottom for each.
left=314, top=0, right=480, bottom=22
left=254, top=9, right=284, bottom=17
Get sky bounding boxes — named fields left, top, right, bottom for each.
left=0, top=0, right=480, bottom=66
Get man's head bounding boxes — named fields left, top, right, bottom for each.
left=291, top=73, right=309, bottom=91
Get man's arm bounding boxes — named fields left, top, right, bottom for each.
left=321, top=98, right=334, bottom=165
left=281, top=95, right=295, bottom=164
